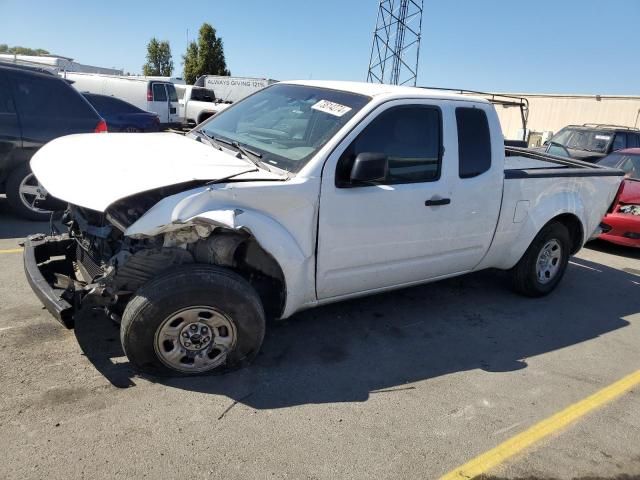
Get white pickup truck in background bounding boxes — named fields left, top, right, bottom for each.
left=25, top=81, right=623, bottom=376
left=174, top=84, right=230, bottom=127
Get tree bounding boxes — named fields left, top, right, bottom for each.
left=142, top=38, right=173, bottom=76
left=182, top=41, right=200, bottom=85
left=0, top=44, right=50, bottom=56
left=182, top=23, right=230, bottom=84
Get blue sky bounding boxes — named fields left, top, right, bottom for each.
left=1, top=0, right=639, bottom=94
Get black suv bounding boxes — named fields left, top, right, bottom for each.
left=0, top=63, right=105, bottom=220
left=544, top=124, right=640, bottom=162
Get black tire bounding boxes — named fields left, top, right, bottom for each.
left=510, top=222, right=571, bottom=297
left=120, top=264, right=265, bottom=376
left=6, top=164, right=52, bottom=221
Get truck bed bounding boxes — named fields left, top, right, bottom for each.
left=504, top=147, right=624, bottom=179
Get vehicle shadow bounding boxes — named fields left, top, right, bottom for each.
left=0, top=198, right=51, bottom=241
left=585, top=238, right=640, bottom=260
left=73, top=257, right=639, bottom=408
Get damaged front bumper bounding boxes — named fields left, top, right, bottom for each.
left=23, top=234, right=78, bottom=328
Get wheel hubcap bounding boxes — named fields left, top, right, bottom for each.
left=154, top=306, right=237, bottom=373
left=18, top=173, right=50, bottom=214
left=536, top=239, right=563, bottom=284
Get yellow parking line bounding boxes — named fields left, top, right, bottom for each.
left=440, top=369, right=640, bottom=479
left=0, top=248, right=22, bottom=254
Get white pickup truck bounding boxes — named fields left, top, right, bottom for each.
left=24, top=81, right=623, bottom=376
left=174, top=84, right=230, bottom=127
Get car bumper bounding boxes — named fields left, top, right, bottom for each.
left=23, top=234, right=77, bottom=327
left=599, top=213, right=640, bottom=248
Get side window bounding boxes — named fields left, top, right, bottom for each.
left=167, top=84, right=178, bottom=102
left=12, top=74, right=95, bottom=119
left=628, top=133, right=640, bottom=149
left=456, top=107, right=491, bottom=178
left=0, top=74, right=15, bottom=113
left=612, top=133, right=627, bottom=151
left=152, top=83, right=167, bottom=102
left=336, top=105, right=442, bottom=186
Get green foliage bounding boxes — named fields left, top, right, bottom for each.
left=142, top=38, right=173, bottom=76
left=0, top=44, right=50, bottom=56
left=182, top=23, right=230, bottom=84
left=182, top=41, right=200, bottom=85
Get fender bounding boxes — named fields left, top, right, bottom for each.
left=125, top=186, right=316, bottom=318
left=478, top=189, right=586, bottom=271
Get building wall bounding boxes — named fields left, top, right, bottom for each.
left=495, top=93, right=640, bottom=140
left=0, top=54, right=123, bottom=75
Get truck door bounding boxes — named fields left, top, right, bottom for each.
left=315, top=100, right=503, bottom=300
left=150, top=82, right=169, bottom=124
left=166, top=83, right=179, bottom=124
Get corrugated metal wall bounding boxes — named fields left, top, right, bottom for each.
left=495, top=94, right=640, bottom=140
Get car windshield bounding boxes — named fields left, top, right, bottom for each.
left=597, top=152, right=640, bottom=179
left=551, top=128, right=613, bottom=153
left=200, top=84, right=370, bottom=173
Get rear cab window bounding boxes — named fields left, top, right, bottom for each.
left=456, top=107, right=492, bottom=178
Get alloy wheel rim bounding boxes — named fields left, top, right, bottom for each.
left=536, top=239, right=563, bottom=284
left=154, top=306, right=237, bottom=373
left=18, top=173, right=50, bottom=214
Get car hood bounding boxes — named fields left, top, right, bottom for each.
left=30, top=132, right=282, bottom=212
left=618, top=179, right=640, bottom=204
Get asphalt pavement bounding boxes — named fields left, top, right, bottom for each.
left=1, top=196, right=639, bottom=480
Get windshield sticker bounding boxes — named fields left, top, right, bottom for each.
left=312, top=100, right=352, bottom=117
left=595, top=135, right=611, bottom=140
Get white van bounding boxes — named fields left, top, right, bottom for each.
left=60, top=72, right=180, bottom=127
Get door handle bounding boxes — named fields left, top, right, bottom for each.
left=425, top=197, right=451, bottom=206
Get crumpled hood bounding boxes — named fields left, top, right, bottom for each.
left=618, top=179, right=640, bottom=204
left=30, top=132, right=281, bottom=211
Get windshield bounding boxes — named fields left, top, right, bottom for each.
left=199, top=83, right=370, bottom=172
left=598, top=152, right=640, bottom=179
left=551, top=127, right=613, bottom=153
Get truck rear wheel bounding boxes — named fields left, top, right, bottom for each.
left=510, top=222, right=571, bottom=297
left=120, top=265, right=265, bottom=376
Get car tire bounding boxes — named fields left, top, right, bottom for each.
left=6, top=164, right=52, bottom=221
left=510, top=222, right=571, bottom=297
left=121, top=264, right=265, bottom=377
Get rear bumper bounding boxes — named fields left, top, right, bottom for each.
left=23, top=234, right=77, bottom=328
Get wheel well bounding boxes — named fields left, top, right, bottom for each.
left=197, top=111, right=215, bottom=124
left=548, top=213, right=584, bottom=254
left=189, top=231, right=286, bottom=319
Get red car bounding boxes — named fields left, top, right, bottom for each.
left=596, top=148, right=640, bottom=248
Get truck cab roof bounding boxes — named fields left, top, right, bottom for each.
left=283, top=80, right=491, bottom=104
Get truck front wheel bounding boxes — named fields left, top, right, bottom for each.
left=510, top=222, right=571, bottom=297
left=121, top=265, right=265, bottom=376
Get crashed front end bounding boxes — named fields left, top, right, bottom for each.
left=23, top=184, right=275, bottom=328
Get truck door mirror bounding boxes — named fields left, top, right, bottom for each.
left=350, top=152, right=388, bottom=184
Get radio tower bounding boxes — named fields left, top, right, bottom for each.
left=366, top=0, right=424, bottom=86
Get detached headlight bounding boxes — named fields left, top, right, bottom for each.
left=620, top=204, right=640, bottom=216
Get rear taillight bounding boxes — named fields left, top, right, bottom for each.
left=95, top=119, right=108, bottom=133
left=147, top=85, right=153, bottom=102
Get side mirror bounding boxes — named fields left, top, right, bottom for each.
left=350, top=152, right=388, bottom=184
left=542, top=140, right=550, bottom=146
